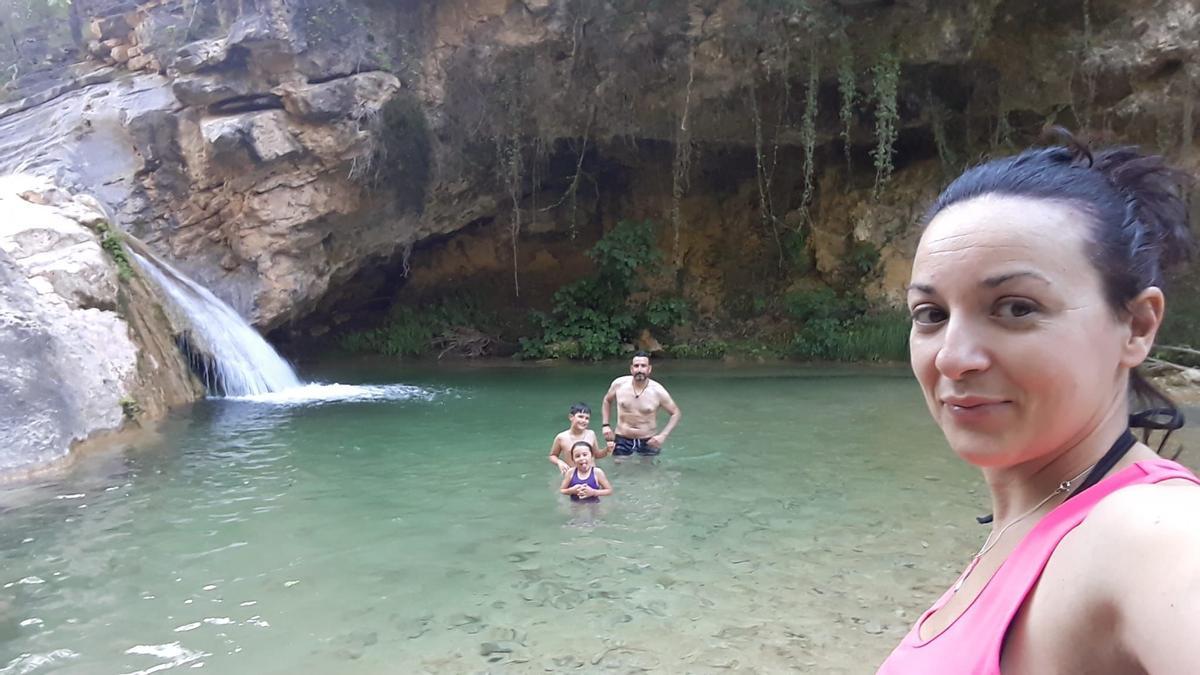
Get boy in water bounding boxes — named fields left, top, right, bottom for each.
left=559, top=442, right=612, bottom=502
left=548, top=402, right=612, bottom=474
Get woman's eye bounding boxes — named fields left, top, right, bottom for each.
left=996, top=298, right=1038, bottom=318
left=911, top=306, right=947, bottom=325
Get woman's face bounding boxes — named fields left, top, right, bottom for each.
left=907, top=194, right=1132, bottom=468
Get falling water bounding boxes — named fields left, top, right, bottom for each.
left=130, top=251, right=302, bottom=396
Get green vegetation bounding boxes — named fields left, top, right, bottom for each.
left=119, top=396, right=140, bottom=420
left=95, top=222, right=133, bottom=281
left=837, top=45, right=856, bottom=178
left=519, top=220, right=664, bottom=361
left=871, top=52, right=900, bottom=198
left=843, top=240, right=881, bottom=279
left=799, top=52, right=819, bottom=214
left=784, top=287, right=909, bottom=362
left=643, top=296, right=690, bottom=331
left=339, top=295, right=495, bottom=357
left=667, top=340, right=729, bottom=360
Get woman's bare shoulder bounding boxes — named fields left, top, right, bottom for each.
left=1087, top=477, right=1200, bottom=532
left=1072, top=479, right=1200, bottom=669
left=1077, top=479, right=1200, bottom=580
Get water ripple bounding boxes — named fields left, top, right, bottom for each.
left=0, top=649, right=79, bottom=675
left=121, top=642, right=207, bottom=675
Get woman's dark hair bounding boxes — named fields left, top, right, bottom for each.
left=925, top=128, right=1194, bottom=450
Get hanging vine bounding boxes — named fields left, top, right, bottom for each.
left=871, top=51, right=900, bottom=199
left=400, top=239, right=414, bottom=278
left=837, top=43, right=855, bottom=180
left=496, top=127, right=524, bottom=297
left=541, top=104, right=596, bottom=240
left=927, top=90, right=957, bottom=174
left=1183, top=65, right=1196, bottom=154
left=765, top=37, right=790, bottom=216
left=750, top=79, right=784, bottom=269
left=531, top=135, right=545, bottom=232
left=1080, top=0, right=1095, bottom=130
left=671, top=37, right=697, bottom=264
left=799, top=47, right=819, bottom=218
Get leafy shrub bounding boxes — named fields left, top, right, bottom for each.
left=642, top=296, right=691, bottom=330
left=784, top=287, right=841, bottom=322
left=844, top=240, right=881, bottom=278
left=339, top=295, right=494, bottom=357
left=667, top=340, right=729, bottom=359
left=785, top=287, right=908, bottom=362
left=790, top=310, right=909, bottom=362
left=520, top=220, right=663, bottom=361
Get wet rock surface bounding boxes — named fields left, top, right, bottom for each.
left=0, top=0, right=1195, bottom=339
left=0, top=175, right=201, bottom=475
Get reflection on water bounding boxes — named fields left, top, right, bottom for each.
left=0, top=363, right=1196, bottom=674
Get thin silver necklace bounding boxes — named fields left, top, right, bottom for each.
left=952, top=460, right=1100, bottom=593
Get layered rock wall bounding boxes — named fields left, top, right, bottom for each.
left=0, top=0, right=1196, bottom=341
left=0, top=176, right=201, bottom=476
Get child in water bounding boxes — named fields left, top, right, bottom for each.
left=548, top=402, right=612, bottom=474
left=559, top=442, right=612, bottom=503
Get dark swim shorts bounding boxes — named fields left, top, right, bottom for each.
left=613, top=435, right=660, bottom=456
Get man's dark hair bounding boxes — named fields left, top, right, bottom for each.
left=569, top=402, right=591, bottom=416
left=632, top=351, right=651, bottom=361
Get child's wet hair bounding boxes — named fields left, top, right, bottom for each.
left=571, top=441, right=594, bottom=456
left=569, top=402, right=591, bottom=416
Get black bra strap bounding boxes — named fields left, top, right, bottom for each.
left=1065, top=429, right=1136, bottom=498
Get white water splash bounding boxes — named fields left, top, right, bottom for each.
left=227, top=383, right=439, bottom=405
left=131, top=252, right=302, bottom=397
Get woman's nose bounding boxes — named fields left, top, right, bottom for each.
left=934, top=315, right=991, bottom=380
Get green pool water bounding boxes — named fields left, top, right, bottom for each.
left=2, top=361, right=1194, bottom=674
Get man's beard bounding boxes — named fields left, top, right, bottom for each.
left=634, top=373, right=647, bottom=381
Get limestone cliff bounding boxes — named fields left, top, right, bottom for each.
left=0, top=175, right=201, bottom=476
left=0, top=0, right=1196, bottom=341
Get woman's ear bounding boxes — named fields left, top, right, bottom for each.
left=1121, top=286, right=1165, bottom=368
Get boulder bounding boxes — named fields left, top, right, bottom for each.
left=0, top=176, right=201, bottom=476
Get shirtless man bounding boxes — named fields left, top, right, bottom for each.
left=600, top=352, right=681, bottom=458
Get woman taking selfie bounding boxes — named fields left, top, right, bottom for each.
left=878, top=132, right=1200, bottom=674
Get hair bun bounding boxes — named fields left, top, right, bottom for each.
left=1041, top=126, right=1195, bottom=272
left=1093, top=147, right=1194, bottom=271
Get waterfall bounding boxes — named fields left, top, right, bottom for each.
left=130, top=251, right=302, bottom=397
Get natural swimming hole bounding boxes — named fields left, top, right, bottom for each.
left=3, top=361, right=1197, bottom=674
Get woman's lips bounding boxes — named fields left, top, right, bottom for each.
left=941, top=396, right=1011, bottom=423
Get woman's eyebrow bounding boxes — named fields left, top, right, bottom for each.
left=981, top=270, right=1051, bottom=288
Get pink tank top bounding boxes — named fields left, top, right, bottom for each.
left=877, top=458, right=1200, bottom=675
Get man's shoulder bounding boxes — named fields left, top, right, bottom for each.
left=611, top=375, right=633, bottom=386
